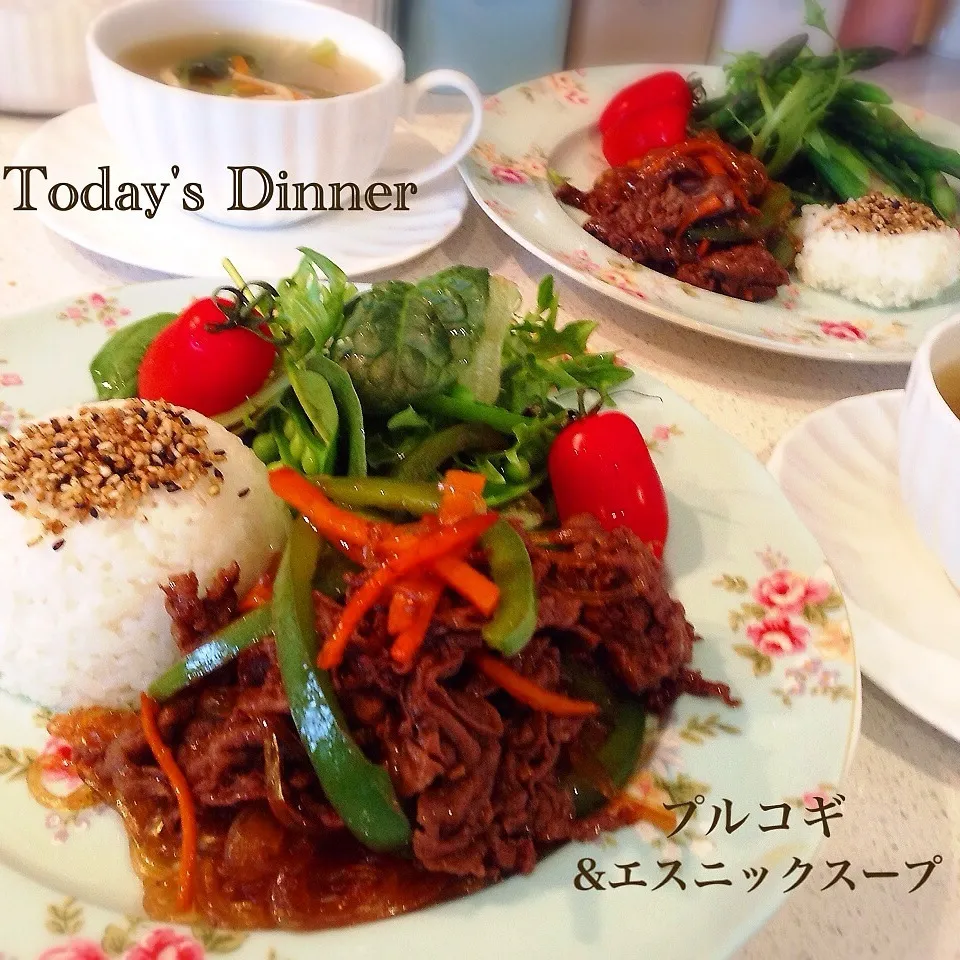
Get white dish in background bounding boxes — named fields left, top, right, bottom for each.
left=899, top=315, right=960, bottom=590
left=0, top=0, right=124, bottom=115
left=769, top=390, right=960, bottom=742
left=11, top=104, right=468, bottom=278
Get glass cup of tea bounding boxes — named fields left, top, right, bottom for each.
left=899, top=314, right=960, bottom=590
left=86, top=0, right=484, bottom=228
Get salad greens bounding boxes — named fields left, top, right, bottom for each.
left=693, top=0, right=959, bottom=219
left=89, top=247, right=632, bottom=506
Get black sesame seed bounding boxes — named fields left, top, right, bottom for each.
left=89, top=507, right=100, bottom=518
left=164, top=482, right=181, bottom=493
left=52, top=538, right=65, bottom=551
left=213, top=468, right=224, bottom=481
left=237, top=487, right=250, bottom=498
left=213, top=449, right=225, bottom=456
left=3, top=493, right=13, bottom=501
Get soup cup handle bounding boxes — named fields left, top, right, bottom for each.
left=403, top=69, right=484, bottom=187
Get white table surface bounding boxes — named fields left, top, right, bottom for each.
left=1, top=53, right=959, bottom=960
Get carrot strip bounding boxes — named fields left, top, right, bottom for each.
left=318, top=513, right=498, bottom=669
left=387, top=574, right=436, bottom=635
left=698, top=154, right=726, bottom=177
left=438, top=469, right=488, bottom=524
left=139, top=693, right=197, bottom=913
left=371, top=516, right=443, bottom=557
left=443, top=470, right=487, bottom=496
left=238, top=555, right=280, bottom=612
left=390, top=578, right=445, bottom=665
left=472, top=652, right=601, bottom=717
left=269, top=467, right=374, bottom=555
left=677, top=195, right=727, bottom=236
left=433, top=556, right=500, bottom=616
left=230, top=55, right=251, bottom=75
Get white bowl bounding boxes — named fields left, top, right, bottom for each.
left=899, top=314, right=960, bottom=589
left=0, top=0, right=124, bottom=115
left=86, top=0, right=482, bottom=229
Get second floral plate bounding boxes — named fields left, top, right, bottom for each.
left=460, top=64, right=960, bottom=363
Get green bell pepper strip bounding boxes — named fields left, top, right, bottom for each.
left=315, top=476, right=442, bottom=515
left=562, top=662, right=647, bottom=818
left=480, top=520, right=537, bottom=656
left=687, top=182, right=793, bottom=243
left=148, top=606, right=273, bottom=701
left=272, top=517, right=412, bottom=853
left=393, top=422, right=511, bottom=481
left=314, top=473, right=546, bottom=519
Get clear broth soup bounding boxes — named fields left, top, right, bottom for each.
left=935, top=363, right=960, bottom=419
left=118, top=32, right=381, bottom=100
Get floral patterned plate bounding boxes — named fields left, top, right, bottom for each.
left=0, top=279, right=858, bottom=959
left=460, top=64, right=960, bottom=363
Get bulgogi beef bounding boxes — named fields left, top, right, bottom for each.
left=51, top=516, right=734, bottom=930
left=555, top=139, right=791, bottom=302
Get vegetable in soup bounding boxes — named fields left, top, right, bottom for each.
left=118, top=32, right=380, bottom=100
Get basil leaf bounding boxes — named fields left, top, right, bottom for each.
left=89, top=312, right=176, bottom=401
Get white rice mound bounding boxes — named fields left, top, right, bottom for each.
left=0, top=402, right=289, bottom=710
left=796, top=201, right=960, bottom=309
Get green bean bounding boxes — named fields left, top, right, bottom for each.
left=301, top=448, right=320, bottom=475
left=838, top=79, right=893, bottom=105
left=922, top=169, right=958, bottom=222
left=804, top=131, right=869, bottom=201
left=252, top=432, right=279, bottom=464
left=802, top=147, right=862, bottom=202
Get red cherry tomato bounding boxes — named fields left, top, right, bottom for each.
left=138, top=297, right=276, bottom=417
left=601, top=102, right=690, bottom=167
left=598, top=71, right=692, bottom=135
left=548, top=411, right=669, bottom=559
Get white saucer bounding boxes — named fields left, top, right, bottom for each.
left=769, top=390, right=960, bottom=742
left=12, top=104, right=468, bottom=278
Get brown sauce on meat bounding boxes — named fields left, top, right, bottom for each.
left=555, top=138, right=790, bottom=302
left=49, top=517, right=736, bottom=931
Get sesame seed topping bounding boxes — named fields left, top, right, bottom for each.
left=52, top=538, right=64, bottom=552
left=827, top=192, right=946, bottom=234
left=237, top=487, right=250, bottom=499
left=0, top=399, right=227, bottom=537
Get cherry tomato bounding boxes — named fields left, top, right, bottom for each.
left=598, top=71, right=692, bottom=135
left=601, top=102, right=690, bottom=167
left=548, top=411, right=669, bottom=559
left=138, top=297, right=276, bottom=417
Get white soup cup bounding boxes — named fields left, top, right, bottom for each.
left=86, top=0, right=483, bottom=228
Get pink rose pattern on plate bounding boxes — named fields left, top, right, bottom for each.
left=468, top=143, right=549, bottom=188
left=714, top=549, right=854, bottom=704
left=34, top=896, right=249, bottom=959
left=56, top=294, right=130, bottom=330
left=760, top=317, right=908, bottom=350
